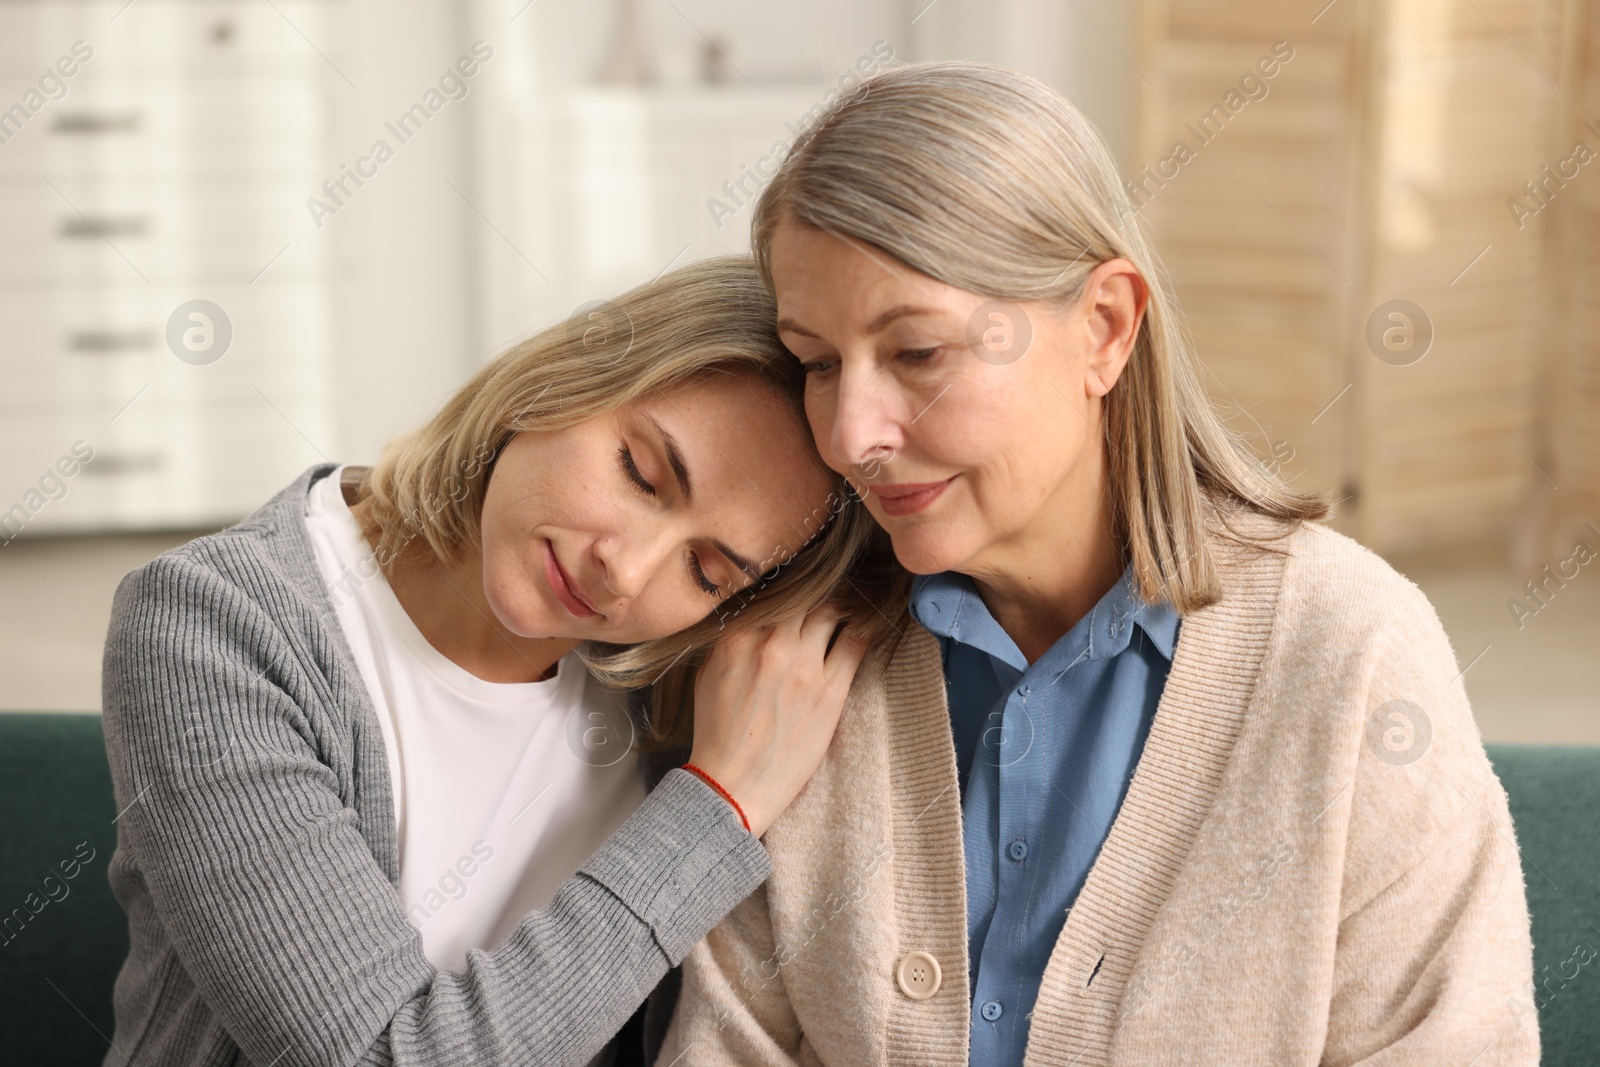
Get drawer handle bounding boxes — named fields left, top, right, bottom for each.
left=80, top=452, right=165, bottom=476
left=52, top=112, right=143, bottom=135
left=59, top=215, right=149, bottom=239
left=69, top=330, right=155, bottom=353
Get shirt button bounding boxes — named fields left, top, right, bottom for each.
left=981, top=999, right=1004, bottom=1021
left=1007, top=839, right=1028, bottom=862
left=896, top=951, right=942, bottom=1000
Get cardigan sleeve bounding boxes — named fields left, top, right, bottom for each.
left=1320, top=582, right=1540, bottom=1066
left=654, top=882, right=818, bottom=1066
left=101, top=553, right=771, bottom=1067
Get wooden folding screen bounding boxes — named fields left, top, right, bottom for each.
left=1134, top=0, right=1569, bottom=557
left=1537, top=0, right=1600, bottom=559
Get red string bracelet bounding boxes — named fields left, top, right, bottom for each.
left=681, top=763, right=751, bottom=833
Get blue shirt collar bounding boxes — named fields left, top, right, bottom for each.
left=910, top=560, right=1179, bottom=673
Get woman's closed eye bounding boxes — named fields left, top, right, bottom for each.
left=688, top=553, right=721, bottom=598
left=619, top=445, right=724, bottom=599
left=618, top=445, right=655, bottom=496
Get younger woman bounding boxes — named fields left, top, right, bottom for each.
left=100, top=256, right=895, bottom=1067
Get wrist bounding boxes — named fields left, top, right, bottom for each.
left=681, top=762, right=751, bottom=834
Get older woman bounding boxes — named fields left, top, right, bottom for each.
left=99, top=257, right=899, bottom=1067
left=659, top=64, right=1538, bottom=1066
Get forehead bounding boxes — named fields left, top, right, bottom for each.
left=627, top=377, right=835, bottom=558
left=770, top=224, right=960, bottom=329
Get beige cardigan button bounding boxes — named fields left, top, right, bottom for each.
left=896, top=951, right=942, bottom=999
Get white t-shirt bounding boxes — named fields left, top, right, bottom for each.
left=304, top=466, right=647, bottom=972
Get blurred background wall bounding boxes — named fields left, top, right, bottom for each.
left=0, top=0, right=1595, bottom=743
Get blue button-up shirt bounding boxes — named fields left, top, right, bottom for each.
left=910, top=562, right=1180, bottom=1066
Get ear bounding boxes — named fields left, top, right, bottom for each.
left=1081, top=258, right=1150, bottom=399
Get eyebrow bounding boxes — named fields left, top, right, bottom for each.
left=646, top=414, right=694, bottom=502
left=643, top=413, right=760, bottom=580
left=714, top=539, right=760, bottom=581
left=777, top=304, right=939, bottom=340
left=776, top=316, right=819, bottom=339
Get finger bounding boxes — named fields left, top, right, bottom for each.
left=817, top=642, right=866, bottom=725
left=795, top=602, right=847, bottom=652
left=821, top=626, right=869, bottom=684
left=823, top=617, right=849, bottom=657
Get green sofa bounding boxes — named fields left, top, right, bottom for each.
left=1, top=713, right=1594, bottom=1065
left=1, top=714, right=129, bottom=1067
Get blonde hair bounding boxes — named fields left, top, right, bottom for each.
left=353, top=255, right=905, bottom=748
left=752, top=61, right=1331, bottom=615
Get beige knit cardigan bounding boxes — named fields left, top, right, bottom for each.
left=657, top=514, right=1540, bottom=1066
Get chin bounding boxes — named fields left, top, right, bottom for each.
left=492, top=604, right=547, bottom=640
left=883, top=525, right=973, bottom=577
left=483, top=572, right=561, bottom=639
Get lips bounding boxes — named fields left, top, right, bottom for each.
left=874, top=476, right=955, bottom=517
left=542, top=539, right=601, bottom=618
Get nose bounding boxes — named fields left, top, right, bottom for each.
left=825, top=359, right=905, bottom=478
left=590, top=521, right=675, bottom=603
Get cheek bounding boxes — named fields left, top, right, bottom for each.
left=505, top=448, right=621, bottom=540
left=478, top=518, right=558, bottom=630
left=475, top=505, right=518, bottom=595
left=920, top=378, right=1081, bottom=503
left=906, top=375, right=1017, bottom=469
left=479, top=494, right=541, bottom=584
left=613, top=582, right=719, bottom=643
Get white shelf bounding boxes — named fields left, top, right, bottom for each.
left=0, top=0, right=346, bottom=534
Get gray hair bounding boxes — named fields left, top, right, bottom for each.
left=751, top=60, right=1330, bottom=613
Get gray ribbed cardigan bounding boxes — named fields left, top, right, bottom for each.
left=98, top=462, right=770, bottom=1067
